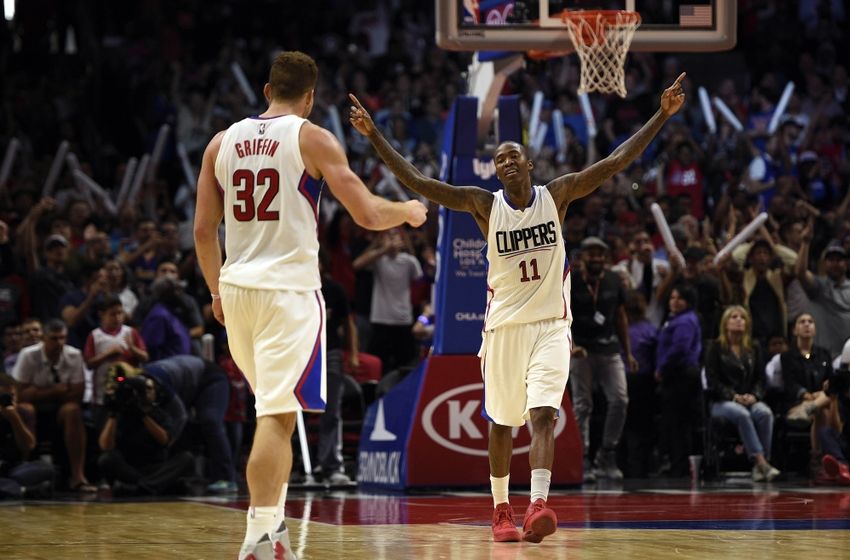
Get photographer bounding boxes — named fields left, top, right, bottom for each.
left=816, top=368, right=850, bottom=485
left=98, top=371, right=194, bottom=496
left=0, top=373, right=55, bottom=499
left=109, top=356, right=235, bottom=493
left=139, top=356, right=235, bottom=493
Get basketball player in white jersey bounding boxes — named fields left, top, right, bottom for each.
left=349, top=73, right=686, bottom=544
left=193, top=52, right=427, bottom=560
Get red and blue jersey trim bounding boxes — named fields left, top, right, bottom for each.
left=293, top=291, right=326, bottom=411
left=297, top=170, right=323, bottom=225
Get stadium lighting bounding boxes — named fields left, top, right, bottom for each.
left=4, top=0, right=13, bottom=21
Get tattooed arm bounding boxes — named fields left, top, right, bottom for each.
left=547, top=73, right=687, bottom=217
left=349, top=94, right=493, bottom=227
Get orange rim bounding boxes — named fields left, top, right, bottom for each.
left=559, top=10, right=641, bottom=46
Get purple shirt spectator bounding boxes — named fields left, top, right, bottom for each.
left=624, top=319, right=658, bottom=376
left=141, top=303, right=191, bottom=361
left=656, top=310, right=702, bottom=375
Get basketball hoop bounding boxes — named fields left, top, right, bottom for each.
left=561, top=10, right=641, bottom=98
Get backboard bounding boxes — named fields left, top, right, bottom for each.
left=436, top=0, right=736, bottom=52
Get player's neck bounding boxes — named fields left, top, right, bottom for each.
left=504, top=183, right=533, bottom=209
left=260, top=101, right=305, bottom=119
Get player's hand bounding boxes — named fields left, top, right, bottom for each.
left=348, top=94, right=377, bottom=137
left=212, top=297, right=225, bottom=326
left=404, top=200, right=427, bottom=228
left=660, top=72, right=686, bottom=117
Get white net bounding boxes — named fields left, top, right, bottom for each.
left=562, top=11, right=640, bottom=98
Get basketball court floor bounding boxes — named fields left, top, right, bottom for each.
left=2, top=480, right=848, bottom=559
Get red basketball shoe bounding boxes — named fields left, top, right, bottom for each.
left=491, top=502, right=521, bottom=542
left=823, top=454, right=850, bottom=486
left=522, top=498, right=557, bottom=543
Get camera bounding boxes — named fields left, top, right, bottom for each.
left=0, top=392, right=12, bottom=407
left=105, top=375, right=149, bottom=415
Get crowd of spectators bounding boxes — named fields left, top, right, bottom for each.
left=1, top=0, right=850, bottom=496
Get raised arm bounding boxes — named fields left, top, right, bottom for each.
left=795, top=220, right=817, bottom=294
left=348, top=94, right=493, bottom=224
left=547, top=73, right=687, bottom=211
left=299, top=122, right=427, bottom=231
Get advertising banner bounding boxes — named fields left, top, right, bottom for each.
left=359, top=356, right=583, bottom=490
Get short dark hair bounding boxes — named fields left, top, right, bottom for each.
left=671, top=282, right=697, bottom=310
left=99, top=294, right=123, bottom=314
left=269, top=51, right=318, bottom=102
left=43, top=318, right=67, bottom=334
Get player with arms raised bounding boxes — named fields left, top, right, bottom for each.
left=349, top=73, right=685, bottom=543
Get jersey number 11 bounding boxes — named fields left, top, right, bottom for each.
left=519, top=259, right=540, bottom=282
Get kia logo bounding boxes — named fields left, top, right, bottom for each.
left=422, top=383, right=567, bottom=456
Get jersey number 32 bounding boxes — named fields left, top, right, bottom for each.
left=232, top=168, right=280, bottom=221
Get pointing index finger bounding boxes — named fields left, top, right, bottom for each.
left=348, top=93, right=365, bottom=111
left=672, top=72, right=686, bottom=88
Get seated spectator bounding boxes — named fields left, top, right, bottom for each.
left=83, top=294, right=149, bottom=412
left=0, top=372, right=55, bottom=499
left=780, top=313, right=833, bottom=428
left=705, top=305, right=780, bottom=482
left=98, top=370, right=194, bottom=496
left=655, top=284, right=701, bottom=477
left=113, top=355, right=235, bottom=493
left=11, top=319, right=95, bottom=492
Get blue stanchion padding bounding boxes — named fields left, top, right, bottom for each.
left=498, top=95, right=522, bottom=143
left=453, top=97, right=479, bottom=157
left=433, top=207, right=488, bottom=355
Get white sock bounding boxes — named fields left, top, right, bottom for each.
left=490, top=474, right=510, bottom=507
left=530, top=469, right=551, bottom=503
left=272, top=483, right=289, bottom=532
left=243, top=506, right=276, bottom=548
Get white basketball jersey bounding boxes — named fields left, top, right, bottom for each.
left=216, top=115, right=322, bottom=291
left=483, top=185, right=571, bottom=331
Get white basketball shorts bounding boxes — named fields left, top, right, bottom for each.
left=220, top=283, right=326, bottom=417
left=478, top=318, right=571, bottom=427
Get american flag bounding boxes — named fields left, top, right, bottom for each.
left=679, top=5, right=712, bottom=27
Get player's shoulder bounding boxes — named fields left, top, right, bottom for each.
left=204, top=129, right=228, bottom=159
left=299, top=121, right=336, bottom=147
